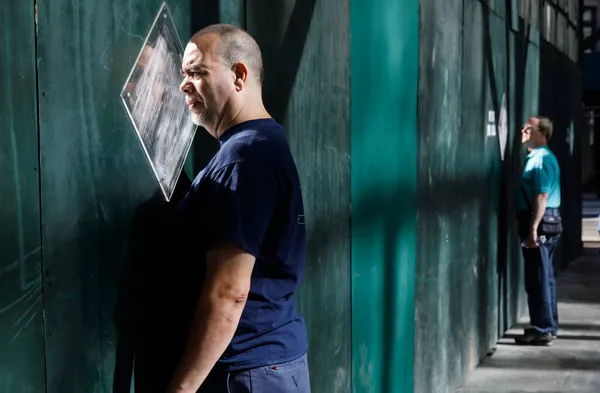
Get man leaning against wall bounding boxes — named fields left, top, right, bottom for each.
left=166, top=24, right=311, bottom=393
left=515, top=116, right=563, bottom=346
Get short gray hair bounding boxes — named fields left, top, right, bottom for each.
left=193, top=24, right=264, bottom=82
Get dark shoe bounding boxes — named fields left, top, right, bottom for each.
left=515, top=329, right=553, bottom=346
left=524, top=327, right=556, bottom=339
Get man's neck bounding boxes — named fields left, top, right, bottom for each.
left=214, top=102, right=270, bottom=139
left=527, top=141, right=547, bottom=151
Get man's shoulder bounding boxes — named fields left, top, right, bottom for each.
left=529, top=147, right=558, bottom=167
left=540, top=148, right=559, bottom=168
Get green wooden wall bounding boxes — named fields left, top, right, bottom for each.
left=415, top=1, right=583, bottom=392
left=246, top=2, right=352, bottom=392
left=1, top=1, right=584, bottom=393
left=35, top=1, right=191, bottom=391
left=0, top=1, right=46, bottom=392
left=538, top=40, right=583, bottom=268
left=351, top=0, right=419, bottom=392
left=416, top=2, right=503, bottom=391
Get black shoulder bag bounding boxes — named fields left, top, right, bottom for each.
left=520, top=185, right=563, bottom=236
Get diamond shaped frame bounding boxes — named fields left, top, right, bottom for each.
left=120, top=2, right=196, bottom=201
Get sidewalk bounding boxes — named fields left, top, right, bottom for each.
left=457, top=249, right=600, bottom=393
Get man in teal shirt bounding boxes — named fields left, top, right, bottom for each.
left=515, top=116, right=562, bottom=346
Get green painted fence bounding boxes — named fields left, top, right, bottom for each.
left=351, top=0, right=419, bottom=392
left=0, top=1, right=46, bottom=392
left=0, top=1, right=583, bottom=392
left=415, top=1, right=583, bottom=392
left=36, top=1, right=191, bottom=391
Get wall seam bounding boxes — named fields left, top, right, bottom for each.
left=33, top=0, right=49, bottom=391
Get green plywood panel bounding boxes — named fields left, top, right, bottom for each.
left=36, top=1, right=190, bottom=391
left=479, top=0, right=507, bottom=20
left=0, top=1, right=46, bottom=392
left=509, top=0, right=541, bottom=47
left=505, top=31, right=541, bottom=330
left=351, top=0, right=418, bottom=392
left=415, top=1, right=464, bottom=391
left=539, top=41, right=583, bottom=267
left=416, top=2, right=513, bottom=392
left=246, top=1, right=352, bottom=392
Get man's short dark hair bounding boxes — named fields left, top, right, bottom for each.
left=193, top=24, right=264, bottom=82
left=532, top=116, right=553, bottom=140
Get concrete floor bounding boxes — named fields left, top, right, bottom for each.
left=457, top=249, right=600, bottom=393
left=582, top=194, right=600, bottom=244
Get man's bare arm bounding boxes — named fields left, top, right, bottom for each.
left=526, top=193, right=548, bottom=247
left=167, top=243, right=255, bottom=393
left=530, top=193, right=548, bottom=232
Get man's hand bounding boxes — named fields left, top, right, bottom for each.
left=525, top=230, right=539, bottom=249
left=167, top=242, right=255, bottom=392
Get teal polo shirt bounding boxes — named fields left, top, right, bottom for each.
left=517, top=145, right=561, bottom=213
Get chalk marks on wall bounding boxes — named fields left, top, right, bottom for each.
left=120, top=3, right=196, bottom=201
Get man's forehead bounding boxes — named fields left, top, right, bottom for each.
left=182, top=38, right=219, bottom=67
left=182, top=43, right=201, bottom=64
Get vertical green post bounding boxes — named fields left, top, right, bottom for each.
left=351, top=1, right=419, bottom=392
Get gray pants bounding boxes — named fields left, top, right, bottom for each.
left=199, top=353, right=311, bottom=393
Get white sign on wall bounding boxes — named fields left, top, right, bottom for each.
left=498, top=94, right=508, bottom=161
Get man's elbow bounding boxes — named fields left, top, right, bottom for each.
left=536, top=192, right=549, bottom=202
left=207, top=283, right=249, bottom=309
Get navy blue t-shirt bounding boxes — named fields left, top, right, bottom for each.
left=177, top=118, right=308, bottom=371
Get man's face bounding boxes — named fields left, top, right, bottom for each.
left=179, top=35, right=233, bottom=133
left=521, top=118, right=543, bottom=146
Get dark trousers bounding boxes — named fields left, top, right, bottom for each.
left=198, top=353, right=311, bottom=393
left=520, top=235, right=560, bottom=334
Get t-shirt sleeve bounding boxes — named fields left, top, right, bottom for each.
left=199, top=161, right=276, bottom=257
left=531, top=158, right=552, bottom=194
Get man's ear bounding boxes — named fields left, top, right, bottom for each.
left=232, top=62, right=248, bottom=92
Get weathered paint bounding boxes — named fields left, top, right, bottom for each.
left=414, top=1, right=583, bottom=392
left=416, top=1, right=499, bottom=391
left=0, top=1, right=45, bottom=393
left=36, top=1, right=190, bottom=391
left=247, top=1, right=352, bottom=392
left=351, top=0, right=419, bottom=392
left=0, top=1, right=46, bottom=392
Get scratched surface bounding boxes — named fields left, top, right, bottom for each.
left=415, top=1, right=584, bottom=393
left=36, top=0, right=190, bottom=391
left=121, top=4, right=196, bottom=201
left=0, top=1, right=46, bottom=392
left=415, top=2, right=508, bottom=393
left=246, top=1, right=352, bottom=392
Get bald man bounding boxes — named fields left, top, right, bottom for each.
left=167, top=25, right=310, bottom=393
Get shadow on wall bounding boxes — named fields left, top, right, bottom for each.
left=112, top=172, right=193, bottom=393
left=539, top=40, right=583, bottom=268
left=414, top=5, right=540, bottom=392
left=245, top=0, right=317, bottom=125
left=499, top=7, right=533, bottom=337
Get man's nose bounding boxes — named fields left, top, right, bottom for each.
left=180, top=78, right=191, bottom=94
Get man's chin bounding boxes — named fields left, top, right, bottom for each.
left=191, top=113, right=204, bottom=126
